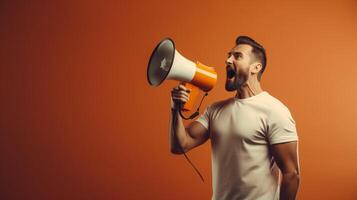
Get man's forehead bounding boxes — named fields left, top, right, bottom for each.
left=229, top=44, right=252, bottom=54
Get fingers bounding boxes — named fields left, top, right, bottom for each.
left=171, top=90, right=189, bottom=102
left=177, top=84, right=192, bottom=92
left=172, top=89, right=189, bottom=98
left=172, top=96, right=189, bottom=103
left=171, top=84, right=192, bottom=103
left=172, top=84, right=191, bottom=92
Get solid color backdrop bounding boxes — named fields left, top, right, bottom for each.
left=1, top=0, right=357, bottom=199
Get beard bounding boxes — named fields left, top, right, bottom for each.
left=225, top=70, right=249, bottom=91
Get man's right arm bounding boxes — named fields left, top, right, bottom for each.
left=169, top=84, right=209, bottom=154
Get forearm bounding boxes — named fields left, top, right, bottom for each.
left=279, top=171, right=300, bottom=200
left=169, top=108, right=189, bottom=154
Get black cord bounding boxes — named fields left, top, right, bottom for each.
left=182, top=148, right=205, bottom=182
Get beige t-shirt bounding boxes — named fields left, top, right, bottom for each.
left=195, top=91, right=298, bottom=200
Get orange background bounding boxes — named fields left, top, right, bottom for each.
left=1, top=0, right=357, bottom=199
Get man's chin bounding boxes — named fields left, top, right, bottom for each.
left=225, top=80, right=237, bottom=91
left=225, top=76, right=248, bottom=91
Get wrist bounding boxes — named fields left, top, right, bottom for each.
left=170, top=97, right=182, bottom=110
left=171, top=107, right=179, bottom=112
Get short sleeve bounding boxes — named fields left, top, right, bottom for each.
left=195, top=105, right=211, bottom=129
left=267, top=108, right=298, bottom=144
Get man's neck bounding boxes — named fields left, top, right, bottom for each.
left=235, top=79, right=263, bottom=99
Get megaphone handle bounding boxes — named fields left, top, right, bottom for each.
left=181, top=82, right=200, bottom=112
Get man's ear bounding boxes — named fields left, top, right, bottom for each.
left=250, top=62, right=262, bottom=74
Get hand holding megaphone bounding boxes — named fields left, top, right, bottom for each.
left=170, top=83, right=192, bottom=109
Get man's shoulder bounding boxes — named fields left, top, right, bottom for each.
left=263, top=92, right=292, bottom=116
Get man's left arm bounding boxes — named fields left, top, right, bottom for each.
left=270, top=141, right=300, bottom=200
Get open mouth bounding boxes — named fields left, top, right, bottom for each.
left=226, top=66, right=236, bottom=79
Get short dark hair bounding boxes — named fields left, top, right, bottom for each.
left=235, top=36, right=267, bottom=81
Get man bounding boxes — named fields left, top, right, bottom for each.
left=169, top=36, right=300, bottom=200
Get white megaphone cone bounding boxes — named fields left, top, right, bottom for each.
left=147, top=38, right=217, bottom=112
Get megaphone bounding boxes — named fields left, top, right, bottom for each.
left=147, top=38, right=217, bottom=112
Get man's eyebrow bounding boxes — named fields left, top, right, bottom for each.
left=228, top=51, right=244, bottom=56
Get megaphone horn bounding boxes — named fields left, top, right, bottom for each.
left=147, top=38, right=217, bottom=112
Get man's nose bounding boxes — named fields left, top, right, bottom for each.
left=226, top=56, right=233, bottom=65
